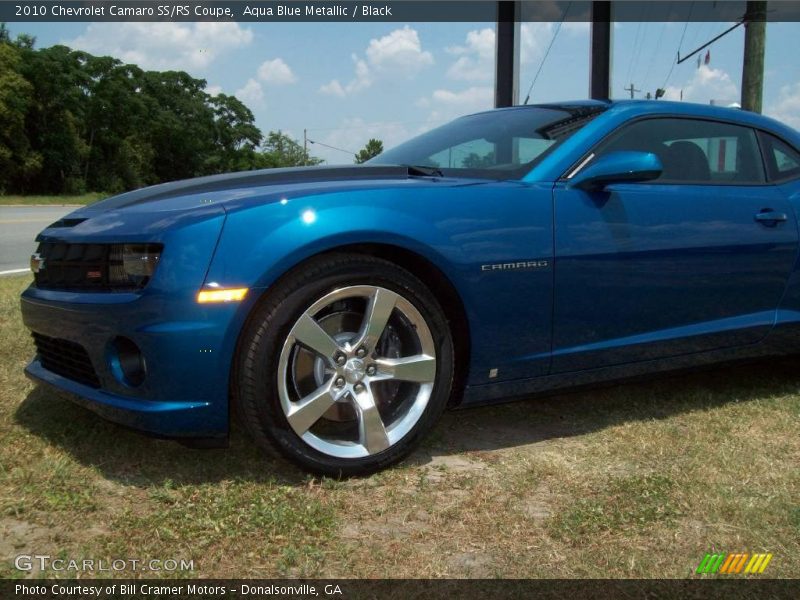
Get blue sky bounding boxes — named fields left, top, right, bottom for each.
left=9, top=19, right=800, bottom=163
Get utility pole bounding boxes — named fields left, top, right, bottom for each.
left=741, top=1, right=767, bottom=113
left=303, top=129, right=308, bottom=166
left=624, top=83, right=641, bottom=99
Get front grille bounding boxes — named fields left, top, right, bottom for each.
left=32, top=332, right=101, bottom=388
left=32, top=242, right=158, bottom=292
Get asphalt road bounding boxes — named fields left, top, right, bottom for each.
left=0, top=206, right=76, bottom=274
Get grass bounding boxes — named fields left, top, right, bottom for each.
left=1, top=273, right=798, bottom=579
left=0, top=193, right=107, bottom=206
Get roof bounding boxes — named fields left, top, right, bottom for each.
left=470, top=99, right=800, bottom=142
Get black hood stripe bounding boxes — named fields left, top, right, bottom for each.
left=88, top=165, right=413, bottom=210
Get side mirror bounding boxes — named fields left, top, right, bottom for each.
left=568, top=151, right=663, bottom=191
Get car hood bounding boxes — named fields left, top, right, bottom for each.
left=36, top=165, right=490, bottom=243
left=78, top=165, right=441, bottom=213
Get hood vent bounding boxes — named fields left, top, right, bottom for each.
left=47, top=218, right=88, bottom=228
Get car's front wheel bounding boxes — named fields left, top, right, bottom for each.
left=233, top=253, right=454, bottom=476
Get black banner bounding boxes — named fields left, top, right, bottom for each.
left=3, top=579, right=800, bottom=600
left=2, top=1, right=800, bottom=23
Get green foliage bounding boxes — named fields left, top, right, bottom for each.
left=0, top=42, right=39, bottom=193
left=0, top=29, right=322, bottom=195
left=257, top=130, right=323, bottom=168
left=354, top=138, right=384, bottom=164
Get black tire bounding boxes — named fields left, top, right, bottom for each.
left=232, top=253, right=454, bottom=476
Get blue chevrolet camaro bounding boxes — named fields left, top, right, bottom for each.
left=21, top=100, right=800, bottom=474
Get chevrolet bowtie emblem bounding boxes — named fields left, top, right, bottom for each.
left=30, top=253, right=45, bottom=273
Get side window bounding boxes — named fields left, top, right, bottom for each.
left=594, top=118, right=765, bottom=184
left=758, top=132, right=800, bottom=181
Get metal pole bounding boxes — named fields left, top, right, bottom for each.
left=303, top=128, right=308, bottom=166
left=741, top=1, right=767, bottom=113
left=590, top=1, right=612, bottom=100
left=495, top=1, right=519, bottom=107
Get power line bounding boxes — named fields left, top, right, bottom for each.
left=307, top=139, right=356, bottom=155
left=523, top=1, right=571, bottom=105
left=641, top=18, right=668, bottom=93
left=661, top=1, right=694, bottom=90
left=625, top=19, right=645, bottom=86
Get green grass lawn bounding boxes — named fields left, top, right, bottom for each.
left=1, top=273, right=798, bottom=578
left=0, top=193, right=107, bottom=206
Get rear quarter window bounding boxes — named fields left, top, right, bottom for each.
left=758, top=131, right=800, bottom=182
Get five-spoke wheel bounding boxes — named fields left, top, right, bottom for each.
left=234, top=254, right=454, bottom=475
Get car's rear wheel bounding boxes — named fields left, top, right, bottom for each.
left=233, top=253, right=454, bottom=476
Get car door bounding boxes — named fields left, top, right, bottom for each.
left=550, top=117, right=799, bottom=373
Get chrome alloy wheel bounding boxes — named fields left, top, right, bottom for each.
left=277, top=285, right=436, bottom=459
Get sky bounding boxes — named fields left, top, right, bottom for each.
left=8, top=19, right=800, bottom=164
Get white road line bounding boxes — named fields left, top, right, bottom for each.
left=0, top=268, right=30, bottom=276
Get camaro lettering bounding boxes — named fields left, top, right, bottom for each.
left=481, top=260, right=549, bottom=272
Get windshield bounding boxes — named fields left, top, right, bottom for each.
left=368, top=105, right=606, bottom=180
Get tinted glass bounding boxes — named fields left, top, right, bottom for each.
left=370, top=105, right=605, bottom=179
left=759, top=132, right=800, bottom=181
left=595, top=118, right=765, bottom=184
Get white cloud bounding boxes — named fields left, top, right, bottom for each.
left=519, top=22, right=559, bottom=65
left=446, top=28, right=495, bottom=81
left=443, top=23, right=572, bottom=84
left=767, top=82, right=800, bottom=129
left=663, top=64, right=739, bottom=105
left=257, top=58, right=297, bottom=85
left=205, top=85, right=223, bottom=97
left=318, top=26, right=431, bottom=97
left=235, top=78, right=264, bottom=107
left=365, top=25, right=434, bottom=75
left=414, top=85, right=494, bottom=127
left=432, top=86, right=493, bottom=107
left=68, top=22, right=253, bottom=72
left=319, top=79, right=346, bottom=97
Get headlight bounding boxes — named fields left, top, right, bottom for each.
left=109, top=243, right=162, bottom=288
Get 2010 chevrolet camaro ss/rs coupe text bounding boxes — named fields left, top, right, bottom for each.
left=21, top=100, right=800, bottom=475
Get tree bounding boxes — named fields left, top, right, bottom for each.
left=0, top=29, right=273, bottom=194
left=257, top=131, right=323, bottom=168
left=354, top=138, right=383, bottom=164
left=0, top=41, right=38, bottom=192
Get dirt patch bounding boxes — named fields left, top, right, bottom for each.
left=0, top=517, right=53, bottom=573
left=445, top=551, right=494, bottom=577
left=417, top=453, right=487, bottom=483
left=340, top=511, right=431, bottom=540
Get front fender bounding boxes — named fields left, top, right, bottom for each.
left=206, top=183, right=555, bottom=386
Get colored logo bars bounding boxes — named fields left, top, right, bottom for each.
left=696, top=552, right=773, bottom=575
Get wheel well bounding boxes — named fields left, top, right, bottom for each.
left=308, top=243, right=471, bottom=406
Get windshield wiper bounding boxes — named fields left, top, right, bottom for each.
left=403, top=164, right=444, bottom=178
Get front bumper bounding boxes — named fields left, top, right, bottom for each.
left=20, top=287, right=242, bottom=440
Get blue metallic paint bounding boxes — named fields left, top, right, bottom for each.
left=20, top=100, right=800, bottom=441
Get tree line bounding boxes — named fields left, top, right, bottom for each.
left=0, top=25, right=337, bottom=195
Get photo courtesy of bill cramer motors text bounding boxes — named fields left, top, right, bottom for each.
left=1, top=0, right=799, bottom=597
left=14, top=583, right=344, bottom=597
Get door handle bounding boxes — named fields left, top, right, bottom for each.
left=754, top=210, right=788, bottom=227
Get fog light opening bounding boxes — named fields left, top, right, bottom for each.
left=109, top=336, right=147, bottom=387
